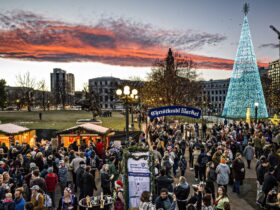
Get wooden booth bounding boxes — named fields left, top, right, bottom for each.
left=57, top=123, right=114, bottom=148
left=0, top=123, right=36, bottom=148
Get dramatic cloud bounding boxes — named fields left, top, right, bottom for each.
left=259, top=43, right=279, bottom=49
left=0, top=11, right=267, bottom=70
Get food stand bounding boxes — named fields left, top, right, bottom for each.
left=0, top=123, right=36, bottom=148
left=57, top=123, right=114, bottom=148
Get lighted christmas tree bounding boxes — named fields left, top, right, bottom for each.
left=222, top=3, right=268, bottom=119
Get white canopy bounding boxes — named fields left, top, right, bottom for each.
left=0, top=123, right=30, bottom=135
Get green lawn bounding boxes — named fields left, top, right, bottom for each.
left=0, top=110, right=130, bottom=131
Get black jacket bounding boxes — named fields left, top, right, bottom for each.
left=262, top=173, right=278, bottom=194
left=101, top=172, right=111, bottom=191
left=76, top=167, right=85, bottom=189
left=232, top=158, right=245, bottom=181
left=174, top=183, right=190, bottom=201
left=156, top=175, right=173, bottom=194
left=256, top=164, right=268, bottom=185
left=81, top=171, right=95, bottom=197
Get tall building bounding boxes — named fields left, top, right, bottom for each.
left=222, top=3, right=268, bottom=119
left=50, top=68, right=75, bottom=105
left=269, top=59, right=280, bottom=90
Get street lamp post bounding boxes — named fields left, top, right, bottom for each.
left=254, top=102, right=259, bottom=123
left=116, top=86, right=138, bottom=142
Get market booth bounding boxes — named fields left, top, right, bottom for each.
left=57, top=123, right=114, bottom=148
left=0, top=123, right=36, bottom=148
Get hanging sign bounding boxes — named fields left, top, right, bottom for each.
left=148, top=105, right=201, bottom=119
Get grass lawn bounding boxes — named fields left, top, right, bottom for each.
left=0, top=110, right=132, bottom=131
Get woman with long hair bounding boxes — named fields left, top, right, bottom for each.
left=213, top=186, right=229, bottom=210
left=57, top=187, right=78, bottom=210
left=139, top=191, right=155, bottom=210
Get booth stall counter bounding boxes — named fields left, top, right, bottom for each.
left=0, top=123, right=36, bottom=148
left=57, top=123, right=114, bottom=148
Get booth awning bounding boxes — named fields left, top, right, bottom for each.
left=57, top=123, right=112, bottom=135
left=0, top=123, right=31, bottom=135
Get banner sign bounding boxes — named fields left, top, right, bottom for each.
left=127, top=152, right=150, bottom=208
left=148, top=106, right=201, bottom=119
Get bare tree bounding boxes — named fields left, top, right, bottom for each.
left=16, top=72, right=36, bottom=112
left=37, top=80, right=48, bottom=111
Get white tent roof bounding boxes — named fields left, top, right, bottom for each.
left=0, top=123, right=30, bottom=135
left=60, top=123, right=110, bottom=135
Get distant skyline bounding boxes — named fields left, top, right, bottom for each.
left=0, top=0, right=279, bottom=90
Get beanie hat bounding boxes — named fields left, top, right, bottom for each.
left=220, top=158, right=226, bottom=164
left=47, top=167, right=53, bottom=173
left=115, top=180, right=123, bottom=188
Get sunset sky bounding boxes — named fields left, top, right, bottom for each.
left=0, top=0, right=279, bottom=90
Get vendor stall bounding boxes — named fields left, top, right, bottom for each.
left=0, top=123, right=36, bottom=148
left=57, top=123, right=114, bottom=148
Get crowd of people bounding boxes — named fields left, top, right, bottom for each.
left=0, top=118, right=279, bottom=210
left=142, top=118, right=280, bottom=210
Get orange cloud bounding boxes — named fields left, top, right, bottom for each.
left=0, top=11, right=268, bottom=70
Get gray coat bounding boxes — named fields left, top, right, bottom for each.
left=243, top=145, right=254, bottom=160
left=216, top=163, right=230, bottom=185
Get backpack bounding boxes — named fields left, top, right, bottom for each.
left=43, top=193, right=52, bottom=208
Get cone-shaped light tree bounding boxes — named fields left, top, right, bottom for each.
left=222, top=3, right=268, bottom=119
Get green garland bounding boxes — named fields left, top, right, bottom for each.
left=122, top=145, right=155, bottom=210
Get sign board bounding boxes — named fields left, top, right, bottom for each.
left=148, top=106, right=201, bottom=120
left=127, top=152, right=150, bottom=208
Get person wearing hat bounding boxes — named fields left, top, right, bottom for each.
left=232, top=153, right=245, bottom=194
left=30, top=185, right=44, bottom=210
left=215, top=158, right=230, bottom=192
left=45, top=167, right=58, bottom=208
left=114, top=180, right=124, bottom=210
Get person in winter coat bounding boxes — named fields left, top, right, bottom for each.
left=14, top=187, right=26, bottom=210
left=2, top=193, right=15, bottom=210
left=178, top=155, right=187, bottom=176
left=174, top=176, right=190, bottom=210
left=45, top=167, right=58, bottom=208
left=80, top=166, right=95, bottom=198
left=101, top=164, right=112, bottom=195
left=57, top=187, right=78, bottom=210
left=243, top=142, right=255, bottom=169
left=155, top=188, right=176, bottom=210
left=262, top=167, right=278, bottom=205
left=215, top=158, right=230, bottom=192
left=193, top=147, right=201, bottom=182
left=75, top=161, right=86, bottom=194
left=156, top=169, right=174, bottom=195
left=58, top=160, right=68, bottom=196
left=30, top=169, right=47, bottom=192
left=205, top=161, right=216, bottom=202
left=232, top=153, right=245, bottom=194
left=30, top=185, right=45, bottom=210
left=197, top=148, right=209, bottom=182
